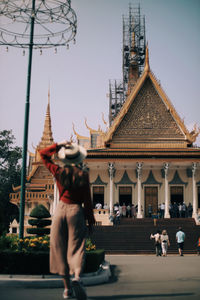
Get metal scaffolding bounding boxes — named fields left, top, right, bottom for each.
left=109, top=4, right=146, bottom=126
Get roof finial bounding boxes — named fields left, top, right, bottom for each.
left=144, top=43, right=150, bottom=72
left=48, top=83, right=50, bottom=105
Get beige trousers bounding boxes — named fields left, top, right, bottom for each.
left=50, top=201, right=87, bottom=276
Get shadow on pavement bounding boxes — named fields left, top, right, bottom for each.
left=88, top=292, right=194, bottom=299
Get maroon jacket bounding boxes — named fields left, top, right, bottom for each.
left=39, top=143, right=95, bottom=226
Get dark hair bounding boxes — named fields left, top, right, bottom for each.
left=59, top=165, right=87, bottom=189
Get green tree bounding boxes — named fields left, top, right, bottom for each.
left=0, top=130, right=22, bottom=233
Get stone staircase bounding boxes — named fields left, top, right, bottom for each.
left=92, top=218, right=200, bottom=254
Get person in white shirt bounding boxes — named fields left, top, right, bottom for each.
left=150, top=229, right=162, bottom=256
left=115, top=210, right=121, bottom=225
left=160, top=230, right=170, bottom=256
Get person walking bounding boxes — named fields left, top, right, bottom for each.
left=176, top=227, right=185, bottom=256
left=115, top=209, right=121, bottom=225
left=150, top=229, right=162, bottom=256
left=40, top=141, right=95, bottom=300
left=160, top=230, right=170, bottom=256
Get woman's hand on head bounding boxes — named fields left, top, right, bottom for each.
left=57, top=140, right=71, bottom=147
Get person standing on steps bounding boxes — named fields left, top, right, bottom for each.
left=150, top=229, right=162, bottom=256
left=160, top=230, right=170, bottom=256
left=176, top=227, right=185, bottom=256
left=40, top=141, right=95, bottom=300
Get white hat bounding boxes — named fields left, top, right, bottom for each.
left=58, top=143, right=87, bottom=165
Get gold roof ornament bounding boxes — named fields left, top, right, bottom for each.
left=189, top=124, right=200, bottom=142
left=85, top=118, right=100, bottom=134
left=12, top=184, right=21, bottom=192
left=72, top=122, right=89, bottom=139
left=102, top=112, right=108, bottom=126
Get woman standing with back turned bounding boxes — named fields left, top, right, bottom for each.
left=160, top=229, right=170, bottom=256
left=40, top=141, right=95, bottom=300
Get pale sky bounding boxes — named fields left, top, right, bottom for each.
left=0, top=0, right=200, bottom=151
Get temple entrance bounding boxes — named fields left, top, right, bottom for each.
left=144, top=187, right=158, bottom=217
left=93, top=186, right=104, bottom=208
left=119, top=187, right=132, bottom=206
left=170, top=186, right=183, bottom=205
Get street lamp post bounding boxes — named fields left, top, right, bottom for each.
left=19, top=0, right=36, bottom=239
left=0, top=0, right=77, bottom=238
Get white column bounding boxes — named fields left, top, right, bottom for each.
left=108, top=162, right=115, bottom=216
left=192, top=162, right=198, bottom=219
left=164, top=163, right=170, bottom=218
left=136, top=162, right=143, bottom=218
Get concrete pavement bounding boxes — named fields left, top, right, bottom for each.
left=0, top=254, right=200, bottom=300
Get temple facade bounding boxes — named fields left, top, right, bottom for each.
left=77, top=47, right=200, bottom=222
left=10, top=47, right=200, bottom=234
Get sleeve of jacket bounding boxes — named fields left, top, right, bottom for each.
left=39, top=143, right=60, bottom=176
left=83, top=173, right=96, bottom=226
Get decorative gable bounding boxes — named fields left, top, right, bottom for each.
left=110, top=77, right=185, bottom=147
left=119, top=78, right=183, bottom=136
left=104, top=46, right=195, bottom=149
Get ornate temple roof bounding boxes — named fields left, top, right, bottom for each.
left=103, top=46, right=198, bottom=149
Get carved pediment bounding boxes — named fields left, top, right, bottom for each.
left=112, top=77, right=184, bottom=141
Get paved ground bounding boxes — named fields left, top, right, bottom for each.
left=0, top=254, right=200, bottom=300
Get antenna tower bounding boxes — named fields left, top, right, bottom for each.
left=109, top=4, right=146, bottom=125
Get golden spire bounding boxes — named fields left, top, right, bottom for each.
left=144, top=43, right=150, bottom=73
left=38, top=87, right=54, bottom=148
